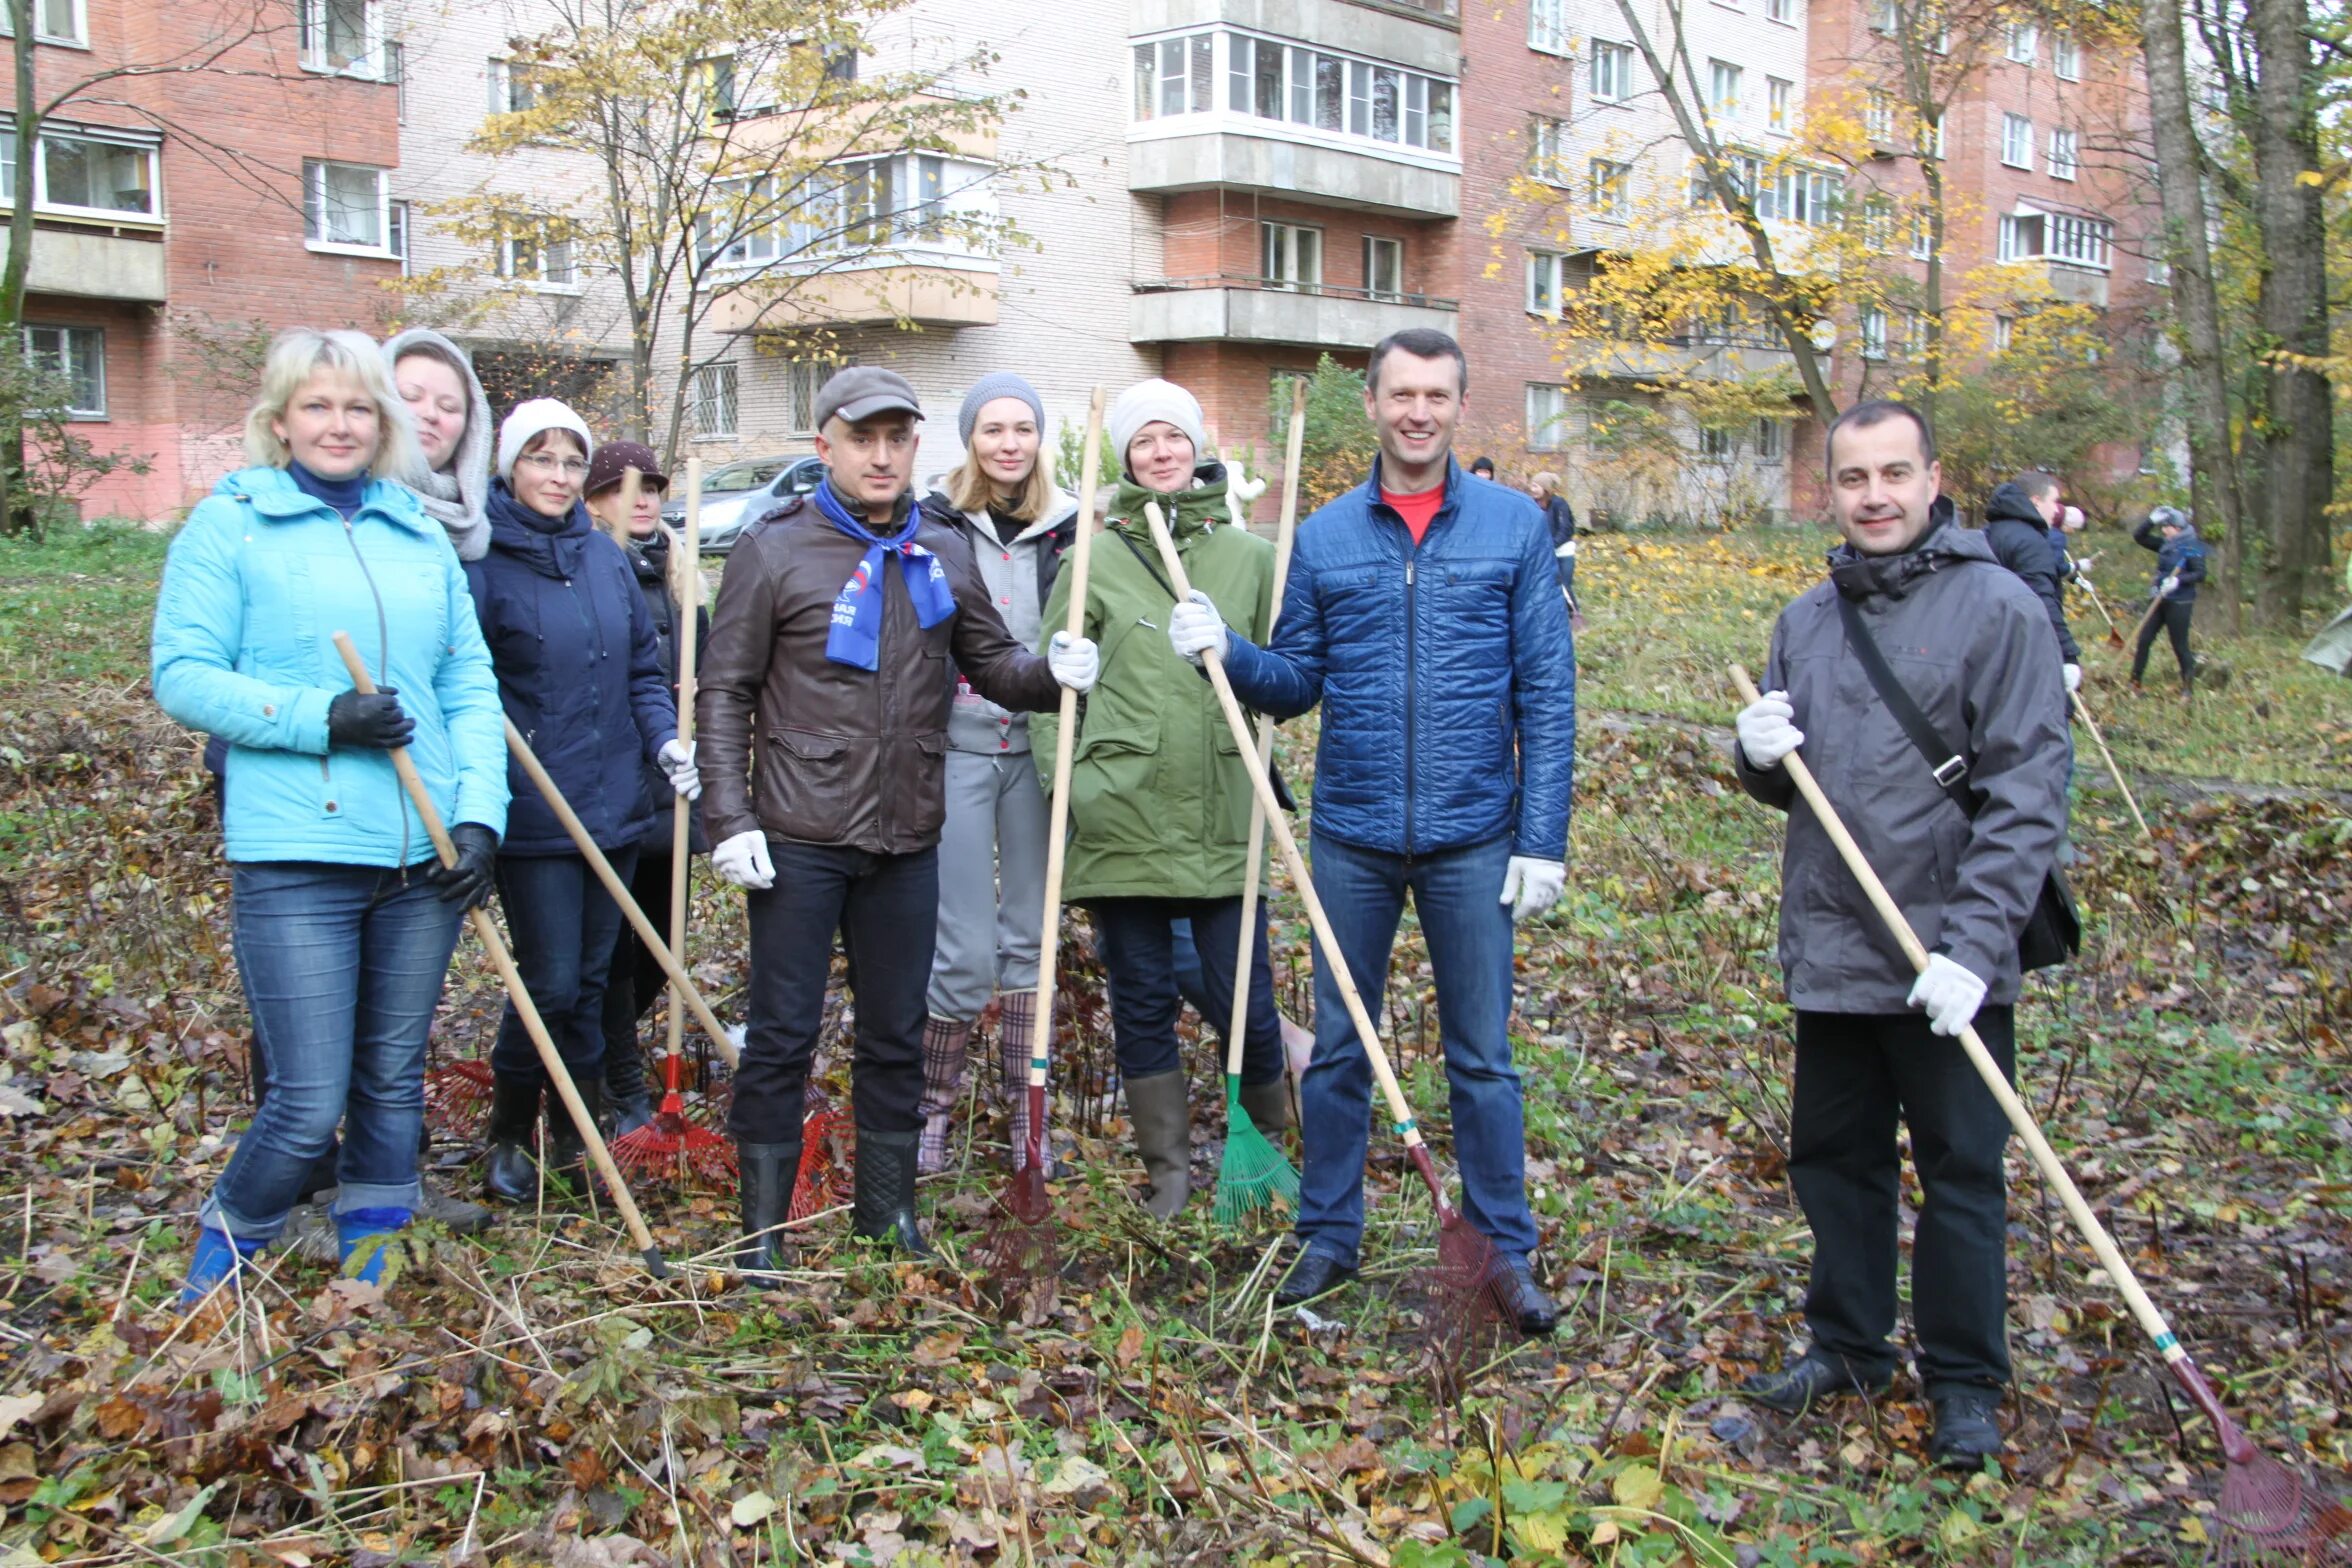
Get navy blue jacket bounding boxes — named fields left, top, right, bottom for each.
left=466, top=482, right=678, bottom=856
left=1220, top=457, right=1576, bottom=859
left=2135, top=517, right=2208, bottom=604
left=1978, top=483, right=2079, bottom=663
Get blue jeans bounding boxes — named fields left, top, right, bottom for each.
left=207, top=861, right=462, bottom=1238
left=1092, top=898, right=1285, bottom=1086
left=1297, top=830, right=1536, bottom=1267
left=489, top=849, right=637, bottom=1088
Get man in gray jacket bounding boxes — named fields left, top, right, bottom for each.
left=1731, top=400, right=2068, bottom=1469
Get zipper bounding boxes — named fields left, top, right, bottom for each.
left=1403, top=553, right=1416, bottom=856
left=341, top=514, right=412, bottom=872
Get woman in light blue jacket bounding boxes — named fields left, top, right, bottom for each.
left=152, top=328, right=509, bottom=1303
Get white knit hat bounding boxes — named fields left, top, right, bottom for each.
left=1108, top=379, right=1206, bottom=474
left=496, top=398, right=595, bottom=485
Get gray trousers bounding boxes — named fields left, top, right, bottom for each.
left=926, top=748, right=1050, bottom=1022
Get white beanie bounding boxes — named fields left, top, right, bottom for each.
left=1109, top=379, right=1206, bottom=474
left=496, top=398, right=595, bottom=485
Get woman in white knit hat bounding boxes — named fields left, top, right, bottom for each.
left=463, top=399, right=698, bottom=1201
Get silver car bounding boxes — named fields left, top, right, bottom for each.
left=661, top=454, right=826, bottom=553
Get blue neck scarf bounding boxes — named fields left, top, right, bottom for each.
left=814, top=480, right=956, bottom=670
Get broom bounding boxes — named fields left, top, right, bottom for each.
left=1213, top=379, right=1306, bottom=1228
left=1729, top=665, right=2348, bottom=1560
left=331, top=633, right=672, bottom=1278
left=980, top=386, right=1105, bottom=1289
left=610, top=461, right=735, bottom=1183
left=1142, top=503, right=1504, bottom=1327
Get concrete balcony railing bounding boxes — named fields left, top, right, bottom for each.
left=710, top=256, right=1000, bottom=334
left=1582, top=334, right=1799, bottom=383
left=1131, top=274, right=1458, bottom=348
left=2043, top=261, right=2110, bottom=308
left=1128, top=125, right=1459, bottom=217
left=0, top=223, right=167, bottom=303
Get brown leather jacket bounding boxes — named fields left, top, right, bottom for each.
left=697, top=493, right=1062, bottom=854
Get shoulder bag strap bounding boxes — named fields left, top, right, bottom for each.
left=1835, top=593, right=1980, bottom=820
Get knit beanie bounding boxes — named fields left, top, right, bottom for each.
left=496, top=398, right=595, bottom=485
left=1108, top=379, right=1206, bottom=473
left=958, top=372, right=1045, bottom=446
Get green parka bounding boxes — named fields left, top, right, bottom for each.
left=1033, top=464, right=1276, bottom=902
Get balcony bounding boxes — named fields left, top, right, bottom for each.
left=2043, top=261, right=2109, bottom=308
left=1584, top=334, right=1799, bottom=384
left=712, top=258, right=999, bottom=334
left=0, top=224, right=167, bottom=304
left=1131, top=276, right=1457, bottom=348
left=1136, top=0, right=1459, bottom=67
left=1130, top=126, right=1458, bottom=217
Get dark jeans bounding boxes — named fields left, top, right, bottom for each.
left=601, top=846, right=681, bottom=1100
left=489, top=848, right=638, bottom=1089
left=731, top=840, right=937, bottom=1140
left=2132, top=599, right=2195, bottom=688
left=1789, top=1007, right=2016, bottom=1396
left=209, top=861, right=462, bottom=1238
left=1297, top=830, right=1537, bottom=1266
left=1090, top=896, right=1285, bottom=1087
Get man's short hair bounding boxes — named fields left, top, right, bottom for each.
left=1468, top=456, right=1496, bottom=475
left=1368, top=329, right=1468, bottom=395
left=2011, top=469, right=2059, bottom=501
left=1824, top=399, right=1936, bottom=471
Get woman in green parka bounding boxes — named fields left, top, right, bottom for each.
left=1033, top=379, right=1291, bottom=1219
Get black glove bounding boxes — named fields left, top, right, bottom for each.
left=428, top=823, right=499, bottom=909
left=326, top=688, right=415, bottom=750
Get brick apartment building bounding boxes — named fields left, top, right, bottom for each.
left=6, top=0, right=403, bottom=521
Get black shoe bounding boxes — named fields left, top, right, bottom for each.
left=1741, top=1350, right=1891, bottom=1414
left=849, top=1127, right=933, bottom=1258
left=544, top=1079, right=604, bottom=1192
left=609, top=1092, right=655, bottom=1140
left=1273, top=1250, right=1358, bottom=1309
left=736, top=1141, right=801, bottom=1288
left=1928, top=1388, right=2003, bottom=1469
left=1489, top=1256, right=1559, bottom=1338
left=482, top=1074, right=540, bottom=1205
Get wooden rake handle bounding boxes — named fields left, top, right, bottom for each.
left=331, top=632, right=669, bottom=1279
left=667, top=460, right=702, bottom=1066
left=2068, top=688, right=2150, bottom=840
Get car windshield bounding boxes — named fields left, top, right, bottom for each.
left=707, top=458, right=790, bottom=492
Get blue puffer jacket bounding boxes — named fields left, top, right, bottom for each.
left=1220, top=457, right=1577, bottom=858
left=465, top=482, right=677, bottom=856
left=152, top=466, right=508, bottom=865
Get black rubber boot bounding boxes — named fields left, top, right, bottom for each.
left=736, top=1141, right=801, bottom=1287
left=544, top=1078, right=603, bottom=1193
left=482, top=1074, right=540, bottom=1205
left=849, top=1127, right=933, bottom=1258
left=604, top=1042, right=654, bottom=1138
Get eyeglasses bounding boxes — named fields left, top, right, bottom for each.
left=519, top=453, right=590, bottom=478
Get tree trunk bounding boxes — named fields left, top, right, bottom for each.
left=2245, top=0, right=2332, bottom=626
left=1, top=4, right=40, bottom=536
left=2137, top=0, right=2246, bottom=632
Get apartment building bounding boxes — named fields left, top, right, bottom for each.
left=7, top=0, right=403, bottom=520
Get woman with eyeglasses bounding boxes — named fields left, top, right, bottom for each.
left=464, top=400, right=695, bottom=1200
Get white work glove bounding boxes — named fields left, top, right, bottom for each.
left=1907, top=954, right=1988, bottom=1038
left=2062, top=663, right=2081, bottom=694
left=2070, top=563, right=2090, bottom=584
left=1167, top=589, right=1229, bottom=669
left=657, top=738, right=701, bottom=801
left=2161, top=574, right=2180, bottom=596
left=1047, top=631, right=1099, bottom=693
left=711, top=828, right=775, bottom=890
left=1735, top=690, right=1804, bottom=771
left=2061, top=505, right=2084, bottom=528
left=1499, top=856, right=1566, bottom=923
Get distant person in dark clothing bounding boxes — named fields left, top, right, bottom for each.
left=1468, top=456, right=1496, bottom=480
left=1528, top=471, right=1580, bottom=625
left=2131, top=506, right=2206, bottom=695
left=1977, top=471, right=2080, bottom=697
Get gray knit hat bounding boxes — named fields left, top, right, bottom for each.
left=959, top=372, right=1045, bottom=446
left=1108, top=378, right=1206, bottom=470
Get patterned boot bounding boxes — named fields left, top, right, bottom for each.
left=916, top=1015, right=974, bottom=1175
left=997, top=990, right=1046, bottom=1170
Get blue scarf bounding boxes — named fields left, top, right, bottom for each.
left=815, top=481, right=956, bottom=670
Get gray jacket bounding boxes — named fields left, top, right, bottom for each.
left=1735, top=522, right=2068, bottom=1011
left=921, top=489, right=1079, bottom=756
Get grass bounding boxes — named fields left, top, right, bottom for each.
left=0, top=520, right=174, bottom=690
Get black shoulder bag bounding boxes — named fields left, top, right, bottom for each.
left=1836, top=596, right=2081, bottom=972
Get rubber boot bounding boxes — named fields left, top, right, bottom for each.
left=605, top=1040, right=654, bottom=1139
left=1238, top=1076, right=1294, bottom=1139
left=997, top=990, right=1050, bottom=1171
left=916, top=1016, right=973, bottom=1175
left=482, top=1074, right=540, bottom=1204
left=850, top=1127, right=933, bottom=1257
left=335, top=1206, right=412, bottom=1285
left=181, top=1226, right=266, bottom=1306
left=544, top=1078, right=604, bottom=1194
left=1126, top=1070, right=1192, bottom=1221
left=736, top=1141, right=801, bottom=1287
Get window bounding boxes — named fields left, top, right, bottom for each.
left=1919, top=111, right=1945, bottom=158
left=501, top=226, right=577, bottom=287
left=1132, top=34, right=1214, bottom=119
left=1998, top=211, right=2113, bottom=268
left=14, top=130, right=158, bottom=218
left=2005, top=21, right=2036, bottom=63
left=1865, top=88, right=1894, bottom=140
left=1758, top=166, right=1841, bottom=225
left=1530, top=0, right=1568, bottom=55
left=1708, top=59, right=1742, bottom=120
left=1526, top=115, right=1569, bottom=182
left=785, top=359, right=835, bottom=435
left=0, top=0, right=86, bottom=44
left=1345, top=61, right=1404, bottom=141
left=2001, top=113, right=2032, bottom=168
left=1869, top=0, right=1896, bottom=30
left=1212, top=32, right=1452, bottom=153
left=694, top=55, right=737, bottom=116
left=1526, top=384, right=1572, bottom=452
left=1588, top=158, right=1631, bottom=220
left=1526, top=249, right=1562, bottom=315
left=1699, top=425, right=1734, bottom=461
left=2146, top=252, right=2172, bottom=285
left=386, top=41, right=404, bottom=119
left=1363, top=235, right=1403, bottom=300
left=2048, top=127, right=2078, bottom=179
left=302, top=0, right=379, bottom=78
left=303, top=159, right=389, bottom=252
left=1591, top=41, right=1635, bottom=103
left=1860, top=307, right=1887, bottom=360
left=1910, top=213, right=1934, bottom=259
left=1767, top=0, right=1795, bottom=23
left=1862, top=195, right=1896, bottom=249
left=490, top=58, right=538, bottom=113
left=1755, top=417, right=1785, bottom=460
left=24, top=325, right=102, bottom=418
left=2055, top=32, right=2081, bottom=79
left=1262, top=220, right=1322, bottom=289
left=387, top=199, right=408, bottom=272
left=1768, top=77, right=1792, bottom=132
left=693, top=362, right=739, bottom=439
left=1993, top=314, right=2014, bottom=352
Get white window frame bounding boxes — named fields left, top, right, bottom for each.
left=2146, top=252, right=2171, bottom=286
left=2001, top=112, right=2032, bottom=169
left=1865, top=88, right=1894, bottom=140
left=301, top=0, right=382, bottom=80
left=1768, top=77, right=1793, bottom=133
left=1261, top=219, right=1323, bottom=290
left=302, top=159, right=394, bottom=257
left=1994, top=314, right=2014, bottom=352
left=1860, top=307, right=1887, bottom=360
left=2054, top=32, right=2082, bottom=79
left=1755, top=417, right=1785, bottom=460
left=1708, top=59, right=1742, bottom=121
left=2048, top=127, right=2078, bottom=180
left=1363, top=234, right=1403, bottom=300
left=1526, top=249, right=1562, bottom=316
left=489, top=57, right=539, bottom=115
left=1526, top=383, right=1572, bottom=452
left=1698, top=424, right=1734, bottom=461
left=1529, top=0, right=1569, bottom=56
left=1590, top=41, right=1635, bottom=104
left=1212, top=30, right=1454, bottom=154
left=1132, top=33, right=1216, bottom=121
left=1, top=123, right=161, bottom=222
left=2005, top=21, right=2037, bottom=63
left=1527, top=115, right=1570, bottom=182
left=24, top=323, right=103, bottom=418
left=387, top=198, right=408, bottom=274
left=0, top=0, right=89, bottom=46
left=693, top=361, right=740, bottom=440
left=1910, top=213, right=1934, bottom=259
left=1588, top=157, right=1631, bottom=221
left=499, top=227, right=579, bottom=290
left=1766, top=0, right=1795, bottom=24
left=785, top=359, right=835, bottom=436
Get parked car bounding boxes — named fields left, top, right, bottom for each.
left=662, top=454, right=825, bottom=553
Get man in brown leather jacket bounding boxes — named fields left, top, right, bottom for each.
left=697, top=367, right=1100, bottom=1274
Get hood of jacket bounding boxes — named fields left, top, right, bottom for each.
left=1109, top=462, right=1229, bottom=543
left=486, top=479, right=596, bottom=579
left=1828, top=506, right=1995, bottom=603
left=625, top=522, right=672, bottom=587
left=918, top=486, right=1078, bottom=548
left=383, top=328, right=495, bottom=562
left=1981, top=482, right=2054, bottom=531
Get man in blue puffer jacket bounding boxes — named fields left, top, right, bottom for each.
left=1168, top=328, right=1576, bottom=1334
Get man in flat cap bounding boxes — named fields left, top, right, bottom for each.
left=698, top=367, right=1101, bottom=1276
